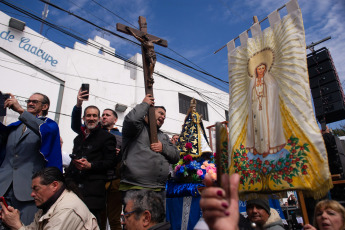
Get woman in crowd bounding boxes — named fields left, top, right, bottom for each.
left=304, top=200, right=345, bottom=230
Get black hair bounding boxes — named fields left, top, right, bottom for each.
left=103, top=108, right=118, bottom=119
left=32, top=167, right=82, bottom=198
left=155, top=106, right=166, bottom=112
left=83, top=105, right=100, bottom=117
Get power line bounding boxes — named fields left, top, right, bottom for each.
left=38, top=0, right=229, bottom=85
left=0, top=10, right=228, bottom=97
left=0, top=1, right=229, bottom=117
left=68, top=0, right=228, bottom=85
left=0, top=56, right=227, bottom=123
left=0, top=21, right=226, bottom=96
left=0, top=0, right=229, bottom=90
left=89, top=0, right=138, bottom=29
left=1, top=59, right=228, bottom=123
left=0, top=55, right=224, bottom=95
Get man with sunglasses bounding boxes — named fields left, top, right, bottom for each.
left=0, top=92, right=62, bottom=226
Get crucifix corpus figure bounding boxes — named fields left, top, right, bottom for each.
left=126, top=27, right=161, bottom=87
left=117, top=16, right=168, bottom=143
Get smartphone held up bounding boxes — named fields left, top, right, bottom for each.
left=81, top=83, right=89, bottom=100
left=0, top=92, right=10, bottom=116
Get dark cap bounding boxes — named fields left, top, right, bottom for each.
left=246, top=199, right=270, bottom=215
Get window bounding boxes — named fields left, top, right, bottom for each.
left=178, top=93, right=209, bottom=121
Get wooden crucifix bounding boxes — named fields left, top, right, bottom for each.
left=117, top=16, right=168, bottom=144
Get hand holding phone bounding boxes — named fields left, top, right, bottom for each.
left=0, top=93, right=10, bottom=116
left=0, top=197, right=23, bottom=230
left=0, top=197, right=8, bottom=209
left=81, top=84, right=89, bottom=100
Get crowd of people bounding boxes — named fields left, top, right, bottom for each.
left=0, top=91, right=344, bottom=230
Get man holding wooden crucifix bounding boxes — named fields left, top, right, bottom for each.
left=119, top=94, right=179, bottom=197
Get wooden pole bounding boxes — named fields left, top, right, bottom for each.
left=138, top=16, right=158, bottom=144
left=297, top=190, right=309, bottom=225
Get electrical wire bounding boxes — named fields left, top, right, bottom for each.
left=0, top=1, right=229, bottom=119
left=57, top=0, right=229, bottom=90
left=0, top=1, right=229, bottom=91
left=38, top=0, right=229, bottom=85
left=85, top=0, right=228, bottom=85
left=89, top=0, right=138, bottom=29
left=0, top=16, right=228, bottom=98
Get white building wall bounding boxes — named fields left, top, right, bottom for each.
left=0, top=12, right=66, bottom=127
left=0, top=11, right=229, bottom=154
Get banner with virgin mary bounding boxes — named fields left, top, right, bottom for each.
left=227, top=0, right=332, bottom=198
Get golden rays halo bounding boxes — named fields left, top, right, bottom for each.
left=227, top=14, right=311, bottom=152
left=227, top=8, right=332, bottom=199
left=247, top=48, right=274, bottom=78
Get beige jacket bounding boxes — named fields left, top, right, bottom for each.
left=19, top=190, right=99, bottom=230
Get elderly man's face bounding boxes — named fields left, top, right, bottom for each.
left=30, top=177, right=57, bottom=207
left=123, top=200, right=142, bottom=230
left=26, top=94, right=47, bottom=116
left=247, top=204, right=270, bottom=226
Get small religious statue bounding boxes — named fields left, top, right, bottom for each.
left=126, top=26, right=162, bottom=87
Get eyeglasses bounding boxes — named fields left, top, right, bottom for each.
left=120, top=210, right=137, bottom=222
left=25, top=100, right=43, bottom=104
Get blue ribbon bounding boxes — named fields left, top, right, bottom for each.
left=166, top=180, right=205, bottom=198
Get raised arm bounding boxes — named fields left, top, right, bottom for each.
left=122, top=94, right=154, bottom=138
left=71, top=89, right=88, bottom=134
left=71, top=106, right=82, bottom=134
left=200, top=173, right=240, bottom=230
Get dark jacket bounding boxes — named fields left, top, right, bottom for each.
left=71, top=105, right=122, bottom=180
left=121, top=102, right=180, bottom=189
left=65, top=125, right=117, bottom=210
left=71, top=106, right=122, bottom=149
left=148, top=222, right=171, bottom=230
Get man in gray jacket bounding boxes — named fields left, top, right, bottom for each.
left=0, top=93, right=62, bottom=225
left=120, top=94, right=179, bottom=194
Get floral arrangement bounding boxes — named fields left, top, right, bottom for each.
left=173, top=142, right=216, bottom=183
left=233, top=136, right=309, bottom=190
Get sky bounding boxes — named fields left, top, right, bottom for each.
left=1, top=0, right=345, bottom=128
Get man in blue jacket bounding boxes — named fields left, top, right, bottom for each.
left=0, top=92, right=62, bottom=225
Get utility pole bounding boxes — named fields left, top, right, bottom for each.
left=39, top=0, right=50, bottom=34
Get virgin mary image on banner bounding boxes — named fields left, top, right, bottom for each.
left=246, top=49, right=286, bottom=157
left=227, top=0, right=332, bottom=198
